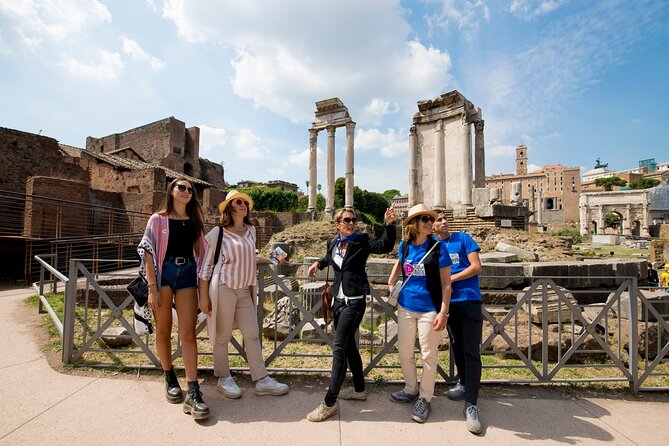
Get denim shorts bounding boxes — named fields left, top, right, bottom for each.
left=161, top=258, right=197, bottom=290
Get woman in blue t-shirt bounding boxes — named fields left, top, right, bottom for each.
left=387, top=204, right=452, bottom=423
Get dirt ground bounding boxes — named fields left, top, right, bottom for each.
left=262, top=220, right=578, bottom=262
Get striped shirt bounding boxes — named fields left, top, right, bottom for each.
left=199, top=225, right=257, bottom=289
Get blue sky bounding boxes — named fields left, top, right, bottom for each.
left=1, top=0, right=668, bottom=194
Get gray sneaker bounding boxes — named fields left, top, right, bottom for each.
left=411, top=397, right=431, bottom=423
left=465, top=403, right=482, bottom=434
left=447, top=381, right=465, bottom=401
left=338, top=386, right=367, bottom=401
left=390, top=389, right=419, bottom=404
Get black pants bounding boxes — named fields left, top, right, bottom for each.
left=324, top=297, right=366, bottom=406
left=447, top=300, right=483, bottom=405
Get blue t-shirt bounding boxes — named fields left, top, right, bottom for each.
left=398, top=239, right=452, bottom=312
left=436, top=232, right=482, bottom=302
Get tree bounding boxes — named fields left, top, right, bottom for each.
left=382, top=189, right=401, bottom=201
left=604, top=212, right=621, bottom=228
left=629, top=178, right=660, bottom=190
left=246, top=186, right=298, bottom=212
left=594, top=176, right=627, bottom=191
left=296, top=193, right=325, bottom=212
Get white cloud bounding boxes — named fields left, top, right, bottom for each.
left=488, top=144, right=516, bottom=157
left=285, top=147, right=316, bottom=167
left=510, top=0, right=566, bottom=20
left=121, top=37, right=166, bottom=70
left=540, top=132, right=561, bottom=140
left=198, top=124, right=227, bottom=152
left=234, top=129, right=269, bottom=159
left=267, top=168, right=284, bottom=178
left=356, top=128, right=407, bottom=158
left=527, top=164, right=542, bottom=173
left=425, top=0, right=490, bottom=38
left=365, top=98, right=399, bottom=116
left=0, top=0, right=111, bottom=44
left=63, top=49, right=123, bottom=80
left=632, top=118, right=643, bottom=124
left=162, top=0, right=452, bottom=125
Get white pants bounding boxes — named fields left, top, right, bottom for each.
left=397, top=306, right=439, bottom=402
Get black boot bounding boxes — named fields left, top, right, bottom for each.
left=164, top=366, right=184, bottom=404
left=183, top=380, right=210, bottom=420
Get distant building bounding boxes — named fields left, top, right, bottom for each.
left=389, top=194, right=409, bottom=218
left=485, top=145, right=581, bottom=225
left=581, top=158, right=669, bottom=191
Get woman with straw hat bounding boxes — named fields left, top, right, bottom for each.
left=387, top=203, right=452, bottom=423
left=199, top=190, right=289, bottom=399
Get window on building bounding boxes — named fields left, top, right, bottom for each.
left=546, top=198, right=554, bottom=209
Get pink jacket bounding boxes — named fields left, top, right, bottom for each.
left=137, top=213, right=206, bottom=287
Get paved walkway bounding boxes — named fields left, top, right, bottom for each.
left=1, top=286, right=667, bottom=445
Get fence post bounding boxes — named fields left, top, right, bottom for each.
left=62, top=259, right=78, bottom=364
left=628, top=277, right=639, bottom=393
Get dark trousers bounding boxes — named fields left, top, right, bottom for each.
left=447, top=300, right=483, bottom=405
left=324, top=297, right=366, bottom=406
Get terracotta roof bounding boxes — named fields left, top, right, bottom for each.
left=58, top=143, right=83, bottom=158
left=82, top=149, right=213, bottom=187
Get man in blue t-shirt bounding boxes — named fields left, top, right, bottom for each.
left=434, top=210, right=483, bottom=435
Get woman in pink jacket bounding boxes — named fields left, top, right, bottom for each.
left=138, top=177, right=209, bottom=421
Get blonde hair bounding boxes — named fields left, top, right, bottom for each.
left=334, top=207, right=355, bottom=223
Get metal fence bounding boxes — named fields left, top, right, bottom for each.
left=33, top=255, right=669, bottom=392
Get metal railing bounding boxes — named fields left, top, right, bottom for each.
left=33, top=255, right=669, bottom=392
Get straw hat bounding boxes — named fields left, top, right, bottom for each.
left=218, top=189, right=254, bottom=214
left=405, top=203, right=437, bottom=224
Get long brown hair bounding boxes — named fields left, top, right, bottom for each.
left=402, top=217, right=421, bottom=244
left=219, top=200, right=253, bottom=227
left=157, top=177, right=205, bottom=237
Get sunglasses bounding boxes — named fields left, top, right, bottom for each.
left=233, top=198, right=250, bottom=207
left=174, top=184, right=194, bottom=194
left=341, top=217, right=358, bottom=224
left=419, top=215, right=435, bottom=223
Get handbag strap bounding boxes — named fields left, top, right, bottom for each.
left=395, top=239, right=439, bottom=293
left=209, top=226, right=224, bottom=280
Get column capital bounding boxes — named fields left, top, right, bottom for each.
left=410, top=125, right=416, bottom=135
left=475, top=120, right=485, bottom=132
left=327, top=126, right=336, bottom=135
left=345, top=121, right=356, bottom=132
left=435, top=119, right=444, bottom=132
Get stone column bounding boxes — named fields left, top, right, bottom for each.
left=461, top=116, right=473, bottom=206
left=529, top=186, right=536, bottom=223
left=641, top=196, right=650, bottom=237
left=408, top=125, right=418, bottom=206
left=579, top=195, right=588, bottom=235
left=308, top=128, right=318, bottom=211
left=624, top=205, right=631, bottom=235
left=434, top=120, right=445, bottom=209
left=597, top=205, right=604, bottom=234
left=474, top=120, right=485, bottom=188
left=345, top=122, right=355, bottom=208
left=537, top=190, right=543, bottom=225
left=325, top=126, right=336, bottom=213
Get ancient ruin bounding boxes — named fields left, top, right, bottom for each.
left=308, top=98, right=355, bottom=213
left=408, top=90, right=484, bottom=209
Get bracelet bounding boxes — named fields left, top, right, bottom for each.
left=439, top=311, right=449, bottom=317
left=148, top=283, right=157, bottom=287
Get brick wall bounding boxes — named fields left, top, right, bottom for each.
left=24, top=177, right=90, bottom=238
left=1, top=127, right=89, bottom=193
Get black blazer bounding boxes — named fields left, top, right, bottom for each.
left=317, top=224, right=396, bottom=297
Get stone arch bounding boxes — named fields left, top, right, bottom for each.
left=631, top=219, right=641, bottom=237
left=590, top=220, right=597, bottom=234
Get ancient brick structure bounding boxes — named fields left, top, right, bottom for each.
left=85, top=117, right=225, bottom=188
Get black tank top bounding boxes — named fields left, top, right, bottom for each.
left=165, top=219, right=197, bottom=258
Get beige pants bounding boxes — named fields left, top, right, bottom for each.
left=397, top=306, right=439, bottom=401
left=213, top=284, right=267, bottom=381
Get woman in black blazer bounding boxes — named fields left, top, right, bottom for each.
left=306, top=205, right=396, bottom=422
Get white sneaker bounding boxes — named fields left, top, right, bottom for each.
left=216, top=376, right=241, bottom=399
left=255, top=376, right=289, bottom=396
